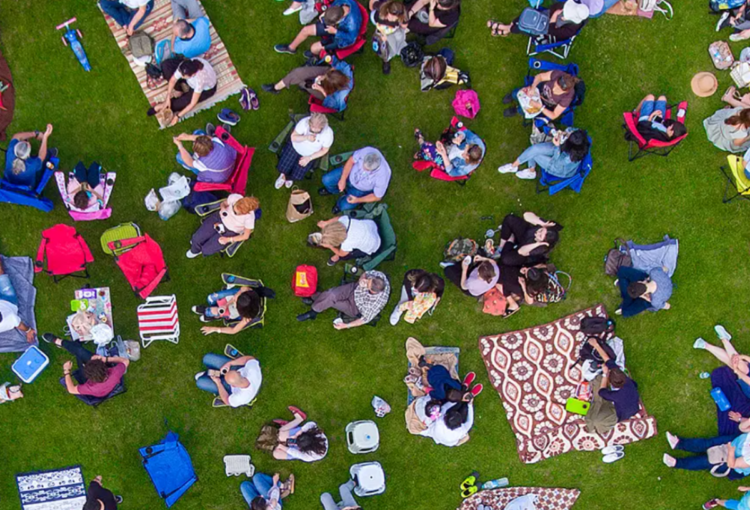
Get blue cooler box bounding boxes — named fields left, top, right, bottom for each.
left=12, top=345, right=49, bottom=383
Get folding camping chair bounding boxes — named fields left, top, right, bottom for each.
left=319, top=1, right=369, bottom=60
left=309, top=58, right=354, bottom=120
left=622, top=102, right=688, bottom=161
left=210, top=343, right=259, bottom=408
left=55, top=165, right=116, bottom=221
left=536, top=134, right=593, bottom=195
left=268, top=113, right=330, bottom=176
left=193, top=125, right=254, bottom=195
left=416, top=5, right=460, bottom=46
left=102, top=224, right=169, bottom=299
left=721, top=154, right=750, bottom=203
left=138, top=295, right=180, bottom=348
left=336, top=268, right=384, bottom=327
left=343, top=203, right=397, bottom=272
left=194, top=201, right=261, bottom=258
left=60, top=377, right=126, bottom=407
left=0, top=155, right=58, bottom=212
left=140, top=431, right=197, bottom=508
left=524, top=58, right=584, bottom=128
left=212, top=273, right=269, bottom=331
left=35, top=224, right=94, bottom=282
left=411, top=116, right=486, bottom=185
left=526, top=13, right=586, bottom=60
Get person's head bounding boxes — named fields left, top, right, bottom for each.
left=379, top=0, right=408, bottom=23
left=444, top=402, right=469, bottom=430
left=319, top=69, right=350, bottom=96
left=233, top=196, right=260, bottom=215
left=476, top=260, right=496, bottom=283
left=323, top=5, right=345, bottom=25
left=14, top=140, right=31, bottom=161
left=627, top=281, right=648, bottom=299
left=11, top=158, right=26, bottom=176
left=308, top=113, right=329, bottom=134
left=436, top=0, right=459, bottom=10
left=533, top=227, right=559, bottom=246
left=83, top=499, right=102, bottom=510
left=367, top=276, right=387, bottom=294
left=414, top=273, right=436, bottom=293
left=425, top=398, right=442, bottom=416
left=423, top=56, right=447, bottom=83
left=251, top=496, right=268, bottom=510
left=363, top=152, right=382, bottom=172
left=296, top=425, right=328, bottom=455
left=318, top=220, right=348, bottom=248
left=193, top=135, right=214, bottom=157
left=725, top=108, right=750, bottom=129
left=236, top=290, right=261, bottom=319
left=561, top=129, right=590, bottom=162
left=83, top=359, right=108, bottom=384
left=224, top=369, right=248, bottom=388
left=73, top=190, right=90, bottom=210
left=663, top=119, right=687, bottom=140
left=463, top=144, right=483, bottom=165
left=178, top=58, right=204, bottom=77
left=525, top=267, right=549, bottom=294
left=553, top=73, right=580, bottom=96
left=175, top=19, right=195, bottom=39
left=609, top=367, right=628, bottom=389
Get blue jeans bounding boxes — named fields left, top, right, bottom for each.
left=674, top=434, right=737, bottom=471
left=205, top=288, right=240, bottom=318
left=240, top=473, right=279, bottom=507
left=195, top=353, right=236, bottom=395
left=518, top=143, right=555, bottom=170
left=0, top=274, right=18, bottom=306
left=321, top=481, right=358, bottom=510
left=99, top=0, right=154, bottom=28
left=725, top=500, right=741, bottom=510
left=321, top=166, right=370, bottom=212
left=638, top=99, right=668, bottom=122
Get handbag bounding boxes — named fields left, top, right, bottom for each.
left=710, top=41, right=735, bottom=70
left=482, top=288, right=508, bottom=316
left=707, top=444, right=732, bottom=477
left=286, top=187, right=313, bottom=223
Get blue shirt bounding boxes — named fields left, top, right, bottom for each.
left=331, top=0, right=363, bottom=48
left=647, top=267, right=673, bottom=311
left=732, top=434, right=750, bottom=476
left=3, top=139, right=42, bottom=187
left=446, top=130, right=485, bottom=177
left=173, top=17, right=211, bottom=58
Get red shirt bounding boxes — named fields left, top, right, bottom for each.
left=77, top=363, right=127, bottom=397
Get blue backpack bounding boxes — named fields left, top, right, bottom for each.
left=518, top=8, right=550, bottom=35
left=710, top=0, right=745, bottom=11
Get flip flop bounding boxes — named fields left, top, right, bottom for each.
left=487, top=20, right=501, bottom=37
left=288, top=405, right=307, bottom=420
left=459, top=471, right=480, bottom=491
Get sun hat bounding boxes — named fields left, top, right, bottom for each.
left=691, top=72, right=718, bottom=97
left=563, top=1, right=590, bottom=24
left=579, top=0, right=604, bottom=16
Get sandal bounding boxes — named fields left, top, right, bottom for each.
left=280, top=474, right=295, bottom=499
left=503, top=306, right=520, bottom=319
left=288, top=405, right=307, bottom=420
left=487, top=20, right=501, bottom=37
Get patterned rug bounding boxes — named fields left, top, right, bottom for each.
left=459, top=487, right=580, bottom=510
left=478, top=304, right=658, bottom=464
left=16, top=466, right=86, bottom=510
left=98, top=0, right=245, bottom=128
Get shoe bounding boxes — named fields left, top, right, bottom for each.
left=239, top=87, right=259, bottom=111
left=199, top=315, right=212, bottom=323
left=220, top=123, right=232, bottom=134
left=191, top=305, right=206, bottom=315
left=497, top=163, right=517, bottom=174
left=218, top=108, right=240, bottom=126
left=602, top=451, right=625, bottom=463
left=459, top=471, right=480, bottom=491
left=703, top=499, right=720, bottom=510
left=327, top=257, right=338, bottom=267
left=301, top=297, right=314, bottom=306
left=194, top=371, right=206, bottom=381
left=205, top=122, right=216, bottom=137
left=502, top=92, right=515, bottom=104
left=275, top=174, right=287, bottom=189
left=731, top=32, right=750, bottom=41
left=303, top=50, right=315, bottom=59
left=693, top=337, right=707, bottom=350
left=666, top=431, right=679, bottom=449
left=470, top=384, right=483, bottom=397
left=186, top=249, right=200, bottom=259
left=715, top=324, right=732, bottom=342
left=331, top=205, right=341, bottom=215
left=115, top=496, right=123, bottom=504
left=717, top=11, right=731, bottom=31
left=463, top=372, right=476, bottom=387
left=503, top=106, right=518, bottom=117
left=601, top=444, right=624, bottom=455
left=382, top=60, right=391, bottom=75
left=662, top=453, right=676, bottom=468
left=274, top=44, right=296, bottom=54
left=389, top=306, right=404, bottom=326
left=212, top=397, right=228, bottom=408
left=273, top=418, right=289, bottom=425
left=41, top=333, right=61, bottom=347
left=288, top=405, right=307, bottom=419
left=285, top=180, right=293, bottom=188
left=283, top=4, right=303, bottom=15
left=318, top=186, right=333, bottom=196
left=516, top=169, right=537, bottom=180
left=297, top=310, right=318, bottom=322
left=439, top=261, right=454, bottom=268
left=461, top=486, right=478, bottom=498
left=613, top=279, right=619, bottom=287
left=262, top=83, right=281, bottom=94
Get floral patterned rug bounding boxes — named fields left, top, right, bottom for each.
left=16, top=466, right=86, bottom=510
left=459, top=487, right=580, bottom=510
left=478, top=304, right=658, bottom=464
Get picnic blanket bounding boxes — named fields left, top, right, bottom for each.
left=627, top=234, right=679, bottom=277
left=0, top=49, right=15, bottom=141
left=0, top=256, right=37, bottom=353
left=459, top=487, right=580, bottom=510
left=98, top=0, right=245, bottom=128
left=405, top=337, right=459, bottom=404
left=478, top=304, right=657, bottom=464
left=16, top=466, right=86, bottom=510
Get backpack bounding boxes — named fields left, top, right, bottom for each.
left=517, top=8, right=550, bottom=36
left=535, top=271, right=571, bottom=304
left=129, top=31, right=155, bottom=60
left=710, top=0, right=745, bottom=11
left=604, top=238, right=632, bottom=276
left=401, top=42, right=424, bottom=68
left=443, top=238, right=478, bottom=262
left=581, top=316, right=616, bottom=337
left=578, top=337, right=617, bottom=365
left=292, top=265, right=318, bottom=297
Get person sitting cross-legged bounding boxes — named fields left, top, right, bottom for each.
left=275, top=113, right=334, bottom=189
left=67, top=162, right=106, bottom=211
left=274, top=0, right=363, bottom=57
left=240, top=472, right=295, bottom=510
left=99, top=0, right=155, bottom=36
left=167, top=18, right=212, bottom=59
left=171, top=0, right=202, bottom=19
left=297, top=270, right=390, bottom=329
left=497, top=128, right=589, bottom=181
left=194, top=352, right=262, bottom=407
left=3, top=125, right=55, bottom=188
left=41, top=333, right=129, bottom=399
left=256, top=406, right=329, bottom=463
left=193, top=285, right=275, bottom=336
left=0, top=257, right=36, bottom=343
left=615, top=265, right=672, bottom=317
left=174, top=132, right=237, bottom=184
left=148, top=58, right=217, bottom=127
left=318, top=147, right=392, bottom=214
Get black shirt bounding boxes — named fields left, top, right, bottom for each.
left=87, top=482, right=118, bottom=510
left=599, top=360, right=640, bottom=422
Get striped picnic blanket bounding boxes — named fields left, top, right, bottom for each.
left=97, top=0, right=245, bottom=128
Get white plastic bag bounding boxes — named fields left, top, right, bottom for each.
left=158, top=200, right=182, bottom=221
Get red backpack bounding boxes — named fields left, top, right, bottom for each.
left=292, top=265, right=318, bottom=297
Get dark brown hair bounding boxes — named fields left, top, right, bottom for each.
left=323, top=6, right=345, bottom=25
left=424, top=56, right=447, bottom=83
left=609, top=367, right=628, bottom=389
left=83, top=360, right=108, bottom=383
left=477, top=261, right=496, bottom=283
left=73, top=190, right=89, bottom=210
left=179, top=58, right=204, bottom=77
left=320, top=69, right=350, bottom=96
left=627, top=281, right=648, bottom=299
left=379, top=0, right=408, bottom=23
left=466, top=144, right=483, bottom=165
left=556, top=73, right=580, bottom=92
left=726, top=108, right=750, bottom=128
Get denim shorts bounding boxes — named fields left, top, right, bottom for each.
left=639, top=99, right=668, bottom=122
left=0, top=274, right=18, bottom=306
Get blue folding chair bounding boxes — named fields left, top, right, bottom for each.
left=140, top=431, right=198, bottom=508
left=526, top=10, right=586, bottom=59
left=536, top=135, right=593, bottom=195
left=524, top=58, right=584, bottom=128
left=0, top=156, right=58, bottom=212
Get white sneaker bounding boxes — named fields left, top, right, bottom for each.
left=194, top=371, right=206, bottom=381
left=715, top=325, right=732, bottom=342
left=283, top=4, right=303, bottom=15
left=186, top=249, right=200, bottom=259
left=274, top=174, right=286, bottom=189
left=663, top=453, right=676, bottom=468
left=601, top=444, right=624, bottom=455
left=717, top=11, right=730, bottom=31
left=602, top=451, right=625, bottom=463
left=731, top=32, right=750, bottom=41
left=516, top=168, right=537, bottom=180
left=497, top=163, right=517, bottom=174
left=693, top=337, right=707, bottom=350
left=389, top=306, right=404, bottom=326
left=439, top=261, right=454, bottom=268
left=285, top=180, right=293, bottom=189
left=666, top=431, right=679, bottom=450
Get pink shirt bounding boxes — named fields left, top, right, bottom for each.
left=220, top=194, right=256, bottom=234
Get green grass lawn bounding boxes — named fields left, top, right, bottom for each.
left=1, top=0, right=749, bottom=508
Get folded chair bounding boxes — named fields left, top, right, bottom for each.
left=524, top=58, right=584, bottom=128
left=623, top=101, right=688, bottom=161
left=268, top=113, right=330, bottom=175
left=194, top=201, right=262, bottom=258
left=309, top=58, right=354, bottom=120
left=55, top=167, right=117, bottom=221
left=0, top=156, right=58, bottom=212
left=140, top=431, right=197, bottom=508
left=344, top=203, right=396, bottom=271
left=102, top=223, right=168, bottom=299
left=193, top=125, right=254, bottom=195
left=318, top=1, right=369, bottom=60
left=412, top=116, right=486, bottom=185
left=35, top=224, right=94, bottom=282
left=138, top=295, right=180, bottom=348
left=721, top=154, right=750, bottom=203
left=536, top=134, right=593, bottom=195
left=527, top=13, right=586, bottom=59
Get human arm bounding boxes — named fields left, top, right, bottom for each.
left=335, top=317, right=365, bottom=329
left=12, top=131, right=43, bottom=142
left=219, top=228, right=252, bottom=246
left=212, top=375, right=231, bottom=405
left=518, top=276, right=534, bottom=305
left=338, top=156, right=355, bottom=192
left=62, top=360, right=80, bottom=395
left=428, top=0, right=448, bottom=27
left=587, top=337, right=612, bottom=363
left=171, top=91, right=201, bottom=126
left=541, top=104, right=566, bottom=120
left=734, top=134, right=750, bottom=147
left=173, top=138, right=196, bottom=168
left=300, top=146, right=330, bottom=166
left=127, top=6, right=148, bottom=36
left=200, top=318, right=251, bottom=336
left=37, top=124, right=53, bottom=162
left=435, top=141, right=453, bottom=171
left=517, top=242, right=548, bottom=257
left=523, top=211, right=556, bottom=227
left=170, top=24, right=178, bottom=53
left=459, top=257, right=471, bottom=290
left=346, top=192, right=380, bottom=205
left=409, top=0, right=429, bottom=16
left=16, top=321, right=36, bottom=343
left=92, top=354, right=130, bottom=369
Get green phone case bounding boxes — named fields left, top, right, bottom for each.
left=565, top=398, right=591, bottom=416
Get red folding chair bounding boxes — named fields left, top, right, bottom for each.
left=34, top=224, right=94, bottom=282
left=193, top=126, right=254, bottom=195
left=318, top=1, right=368, bottom=60
left=623, top=101, right=688, bottom=162
left=411, top=117, right=485, bottom=186
left=109, top=235, right=168, bottom=299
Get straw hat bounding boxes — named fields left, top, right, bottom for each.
left=691, top=72, right=718, bottom=97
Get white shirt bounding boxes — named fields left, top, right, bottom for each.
left=174, top=58, right=217, bottom=91
left=292, top=117, right=334, bottom=157
left=338, top=216, right=381, bottom=255
left=286, top=421, right=329, bottom=462
left=221, top=194, right=255, bottom=233
left=0, top=300, right=21, bottom=334
left=228, top=359, right=262, bottom=407
left=429, top=402, right=474, bottom=447
left=120, top=0, right=151, bottom=8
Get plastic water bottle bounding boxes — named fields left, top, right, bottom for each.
left=711, top=387, right=731, bottom=411
left=481, top=478, right=509, bottom=490
left=699, top=372, right=711, bottom=379
left=226, top=275, right=236, bottom=283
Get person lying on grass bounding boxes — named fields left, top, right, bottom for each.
left=663, top=431, right=750, bottom=478
left=487, top=212, right=563, bottom=267
left=308, top=215, right=381, bottom=267
left=193, top=285, right=275, bottom=335
left=256, top=406, right=329, bottom=463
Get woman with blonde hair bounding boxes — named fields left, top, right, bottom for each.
left=308, top=215, right=381, bottom=266
left=187, top=194, right=260, bottom=258
left=275, top=113, right=334, bottom=189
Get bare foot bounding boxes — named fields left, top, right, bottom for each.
left=723, top=86, right=737, bottom=103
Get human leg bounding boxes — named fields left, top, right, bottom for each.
left=132, top=1, right=154, bottom=30
left=336, top=185, right=368, bottom=212
left=0, top=274, right=18, bottom=306
left=99, top=0, right=134, bottom=27
left=207, top=288, right=240, bottom=306
left=60, top=340, right=94, bottom=365
left=701, top=341, right=733, bottom=366
left=675, top=434, right=736, bottom=454
left=638, top=95, right=656, bottom=121
left=654, top=96, right=668, bottom=116
left=176, top=152, right=199, bottom=174
left=172, top=0, right=203, bottom=19
left=311, top=283, right=360, bottom=317
left=321, top=166, right=345, bottom=194
left=202, top=352, right=232, bottom=370
left=499, top=213, right=528, bottom=243
left=390, top=285, right=410, bottom=325
left=320, top=492, right=340, bottom=510
left=516, top=143, right=555, bottom=170
left=287, top=23, right=317, bottom=51
left=240, top=481, right=262, bottom=506
left=253, top=473, right=274, bottom=497
left=338, top=481, right=358, bottom=508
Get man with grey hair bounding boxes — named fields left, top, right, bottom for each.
left=167, top=16, right=211, bottom=59
left=319, top=146, right=392, bottom=214
left=3, top=124, right=54, bottom=188
left=297, top=270, right=390, bottom=329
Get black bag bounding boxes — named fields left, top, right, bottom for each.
left=581, top=316, right=615, bottom=336
left=145, top=62, right=163, bottom=79
left=182, top=189, right=219, bottom=214
left=579, top=337, right=617, bottom=364
left=604, top=238, right=632, bottom=276
left=401, top=42, right=424, bottom=68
